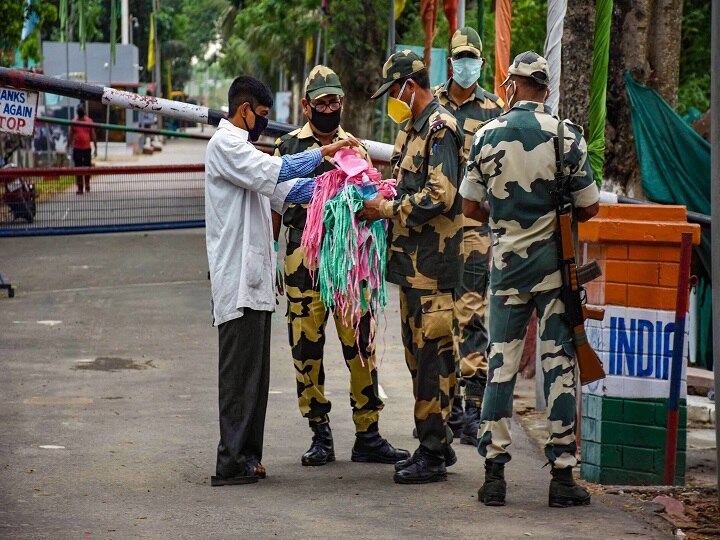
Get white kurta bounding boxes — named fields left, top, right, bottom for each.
left=205, top=119, right=293, bottom=326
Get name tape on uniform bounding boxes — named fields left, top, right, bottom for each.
left=0, top=86, right=39, bottom=137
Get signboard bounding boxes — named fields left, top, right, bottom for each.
left=0, top=86, right=39, bottom=137
left=584, top=304, right=691, bottom=399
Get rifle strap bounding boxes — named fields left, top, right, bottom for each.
left=553, top=120, right=566, bottom=191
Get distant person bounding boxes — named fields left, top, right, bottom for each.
left=67, top=105, right=97, bottom=194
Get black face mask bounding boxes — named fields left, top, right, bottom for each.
left=310, top=108, right=341, bottom=134
left=242, top=105, right=268, bottom=142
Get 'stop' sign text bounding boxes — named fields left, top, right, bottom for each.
left=0, top=86, right=39, bottom=137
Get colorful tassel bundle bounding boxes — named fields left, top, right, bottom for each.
left=300, top=150, right=396, bottom=353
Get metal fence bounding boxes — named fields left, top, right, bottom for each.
left=0, top=164, right=205, bottom=236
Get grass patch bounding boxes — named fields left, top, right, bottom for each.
left=31, top=174, right=76, bottom=202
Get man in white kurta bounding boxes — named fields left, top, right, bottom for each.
left=205, top=75, right=356, bottom=486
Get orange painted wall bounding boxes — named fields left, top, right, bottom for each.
left=578, top=204, right=701, bottom=311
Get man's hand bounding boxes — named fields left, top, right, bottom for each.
left=356, top=194, right=385, bottom=223
left=320, top=136, right=360, bottom=158
left=463, top=199, right=490, bottom=222
left=93, top=145, right=98, bottom=158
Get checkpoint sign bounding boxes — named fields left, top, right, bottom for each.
left=0, top=86, right=39, bottom=137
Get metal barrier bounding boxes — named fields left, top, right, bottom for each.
left=0, top=164, right=205, bottom=236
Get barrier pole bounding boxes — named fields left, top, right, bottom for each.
left=663, top=232, right=693, bottom=485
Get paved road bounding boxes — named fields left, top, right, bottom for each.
left=0, top=230, right=672, bottom=540
left=0, top=134, right=673, bottom=539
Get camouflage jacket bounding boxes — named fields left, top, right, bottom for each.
left=459, top=100, right=600, bottom=295
left=379, top=98, right=465, bottom=290
left=274, top=123, right=369, bottom=231
left=433, top=79, right=504, bottom=159
left=434, top=79, right=504, bottom=229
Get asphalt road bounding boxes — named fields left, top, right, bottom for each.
left=0, top=229, right=672, bottom=540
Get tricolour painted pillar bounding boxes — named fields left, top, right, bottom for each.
left=577, top=204, right=701, bottom=485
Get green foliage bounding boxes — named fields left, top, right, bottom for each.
left=1, top=0, right=58, bottom=66
left=677, top=0, right=710, bottom=115
left=220, top=0, right=320, bottom=85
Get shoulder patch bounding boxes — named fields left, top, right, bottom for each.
left=430, top=117, right=447, bottom=133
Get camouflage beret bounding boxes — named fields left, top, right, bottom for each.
left=371, top=49, right=426, bottom=99
left=451, top=27, right=482, bottom=57
left=304, top=65, right=344, bottom=100
left=501, top=50, right=550, bottom=86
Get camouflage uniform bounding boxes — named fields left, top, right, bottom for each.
left=274, top=68, right=383, bottom=437
left=460, top=53, right=600, bottom=473
left=434, top=27, right=505, bottom=443
left=372, top=51, right=465, bottom=465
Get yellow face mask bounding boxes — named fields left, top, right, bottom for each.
left=387, top=79, right=414, bottom=124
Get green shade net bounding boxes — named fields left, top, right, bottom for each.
left=587, top=0, right=612, bottom=185
left=625, top=71, right=713, bottom=370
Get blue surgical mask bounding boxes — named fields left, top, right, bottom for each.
left=452, top=58, right=483, bottom=89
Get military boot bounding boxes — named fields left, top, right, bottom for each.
left=301, top=423, right=335, bottom=466
left=478, top=460, right=506, bottom=506
left=395, top=444, right=456, bottom=471
left=460, top=382, right=484, bottom=446
left=448, top=394, right=464, bottom=440
left=548, top=467, right=591, bottom=507
left=393, top=448, right=447, bottom=484
left=351, top=429, right=410, bottom=464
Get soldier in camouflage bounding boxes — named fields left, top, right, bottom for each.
left=359, top=50, right=465, bottom=484
left=435, top=26, right=504, bottom=447
left=274, top=65, right=409, bottom=468
left=460, top=51, right=600, bottom=506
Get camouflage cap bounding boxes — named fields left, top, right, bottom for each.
left=501, top=50, right=550, bottom=86
left=371, top=49, right=426, bottom=99
left=304, top=65, right=344, bottom=100
left=451, top=27, right=482, bottom=57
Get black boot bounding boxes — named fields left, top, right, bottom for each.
left=301, top=423, right=335, bottom=466
left=549, top=467, right=591, bottom=507
left=478, top=460, right=506, bottom=506
left=393, top=448, right=447, bottom=484
left=351, top=430, right=410, bottom=464
left=395, top=444, right=456, bottom=471
left=448, top=394, right=464, bottom=440
left=460, top=383, right=484, bottom=446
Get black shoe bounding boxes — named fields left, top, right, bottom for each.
left=478, top=460, right=506, bottom=506
left=211, top=460, right=264, bottom=486
left=460, top=398, right=481, bottom=446
left=301, top=423, right=335, bottom=466
left=444, top=444, right=457, bottom=467
left=394, top=449, right=420, bottom=471
left=393, top=453, right=447, bottom=484
left=548, top=467, right=591, bottom=507
left=351, top=431, right=410, bottom=464
left=448, top=395, right=464, bottom=440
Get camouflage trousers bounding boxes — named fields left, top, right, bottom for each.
left=479, top=288, right=578, bottom=469
left=453, top=227, right=491, bottom=398
left=285, top=239, right=383, bottom=434
left=399, top=286, right=457, bottom=457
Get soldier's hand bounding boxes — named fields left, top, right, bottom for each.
left=320, top=137, right=360, bottom=158
left=357, top=194, right=384, bottom=222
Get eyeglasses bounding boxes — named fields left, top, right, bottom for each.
left=311, top=101, right=341, bottom=113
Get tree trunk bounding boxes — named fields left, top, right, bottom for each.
left=559, top=0, right=595, bottom=133
left=329, top=0, right=387, bottom=139
left=562, top=0, right=683, bottom=195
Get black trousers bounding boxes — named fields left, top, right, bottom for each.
left=216, top=309, right=271, bottom=478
